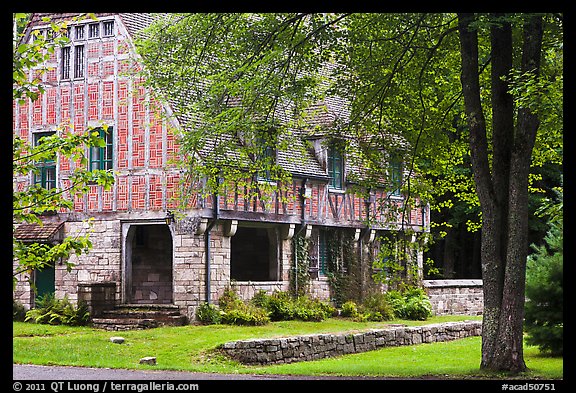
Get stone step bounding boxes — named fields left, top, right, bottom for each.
left=91, top=304, right=187, bottom=330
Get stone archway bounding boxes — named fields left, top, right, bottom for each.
left=125, top=224, right=173, bottom=304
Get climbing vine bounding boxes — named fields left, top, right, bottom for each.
left=289, top=235, right=311, bottom=297
left=372, top=229, right=437, bottom=289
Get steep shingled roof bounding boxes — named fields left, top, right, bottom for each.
left=14, top=222, right=64, bottom=243
left=26, top=13, right=357, bottom=182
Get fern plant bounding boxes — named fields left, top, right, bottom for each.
left=25, top=294, right=90, bottom=326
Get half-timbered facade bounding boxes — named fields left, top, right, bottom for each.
left=13, top=13, right=430, bottom=322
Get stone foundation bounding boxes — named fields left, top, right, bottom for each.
left=220, top=320, right=482, bottom=365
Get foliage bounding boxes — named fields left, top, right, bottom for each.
left=372, top=229, right=434, bottom=287
left=339, top=287, right=431, bottom=322
left=24, top=294, right=90, bottom=326
left=217, top=287, right=270, bottom=325
left=357, top=293, right=396, bottom=321
left=13, top=299, right=27, bottom=322
left=220, top=305, right=270, bottom=326
left=340, top=300, right=358, bottom=318
left=524, top=187, right=563, bottom=356
left=385, top=286, right=432, bottom=321
left=289, top=236, right=311, bottom=297
left=195, top=302, right=223, bottom=325
left=255, top=290, right=336, bottom=322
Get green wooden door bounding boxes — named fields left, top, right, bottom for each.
left=35, top=264, right=55, bottom=302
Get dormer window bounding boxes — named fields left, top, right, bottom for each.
left=327, top=143, right=344, bottom=190
left=255, top=131, right=277, bottom=183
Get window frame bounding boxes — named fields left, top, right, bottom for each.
left=32, top=131, right=57, bottom=190
left=102, top=20, right=115, bottom=37
left=88, top=127, right=114, bottom=171
left=389, top=156, right=403, bottom=197
left=255, top=132, right=277, bottom=184
left=88, top=22, right=100, bottom=39
left=327, top=143, right=344, bottom=190
left=318, top=230, right=329, bottom=276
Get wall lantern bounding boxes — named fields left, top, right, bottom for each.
left=164, top=210, right=175, bottom=225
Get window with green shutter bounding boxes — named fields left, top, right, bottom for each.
left=89, top=127, right=113, bottom=171
left=318, top=230, right=329, bottom=276
left=33, top=132, right=57, bottom=190
left=327, top=144, right=343, bottom=190
left=389, top=157, right=402, bottom=197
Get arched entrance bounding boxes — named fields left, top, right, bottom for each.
left=125, top=224, right=173, bottom=304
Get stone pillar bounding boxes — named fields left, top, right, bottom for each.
left=77, top=282, right=117, bottom=317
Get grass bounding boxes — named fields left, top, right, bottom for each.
left=12, top=315, right=563, bottom=380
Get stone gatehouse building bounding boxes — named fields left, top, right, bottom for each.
left=13, top=13, right=479, bottom=323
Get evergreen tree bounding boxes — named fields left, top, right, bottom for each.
left=524, top=187, right=563, bottom=355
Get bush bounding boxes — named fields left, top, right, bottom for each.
left=361, top=293, right=396, bottom=321
left=207, top=287, right=270, bottom=326
left=340, top=300, right=358, bottom=318
left=25, top=294, right=90, bottom=326
left=383, top=286, right=432, bottom=321
left=524, top=221, right=563, bottom=356
left=218, top=286, right=244, bottom=311
left=220, top=304, right=270, bottom=326
left=262, top=291, right=294, bottom=321
left=401, top=286, right=432, bottom=321
left=13, top=299, right=27, bottom=322
left=251, top=290, right=335, bottom=322
left=196, top=302, right=223, bottom=325
left=292, top=296, right=336, bottom=321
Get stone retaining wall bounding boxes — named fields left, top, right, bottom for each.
left=220, top=320, right=482, bottom=365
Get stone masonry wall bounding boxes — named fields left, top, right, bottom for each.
left=423, top=279, right=483, bottom=316
left=220, top=320, right=482, bottom=365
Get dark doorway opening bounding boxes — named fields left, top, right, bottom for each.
left=231, top=226, right=279, bottom=281
left=35, top=263, right=55, bottom=304
left=127, top=224, right=173, bottom=304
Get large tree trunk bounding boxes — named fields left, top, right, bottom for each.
left=457, top=13, right=543, bottom=373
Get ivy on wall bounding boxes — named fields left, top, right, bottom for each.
left=289, top=235, right=311, bottom=297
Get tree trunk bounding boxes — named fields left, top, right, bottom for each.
left=457, top=13, right=543, bottom=373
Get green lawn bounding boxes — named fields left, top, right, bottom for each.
left=12, top=315, right=562, bottom=379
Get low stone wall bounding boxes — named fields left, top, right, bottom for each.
left=423, top=279, right=484, bottom=316
left=220, top=320, right=482, bottom=365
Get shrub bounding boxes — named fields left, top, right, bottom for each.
left=25, top=294, right=90, bottom=326
left=263, top=291, right=295, bottom=321
left=220, top=304, right=270, bottom=326
left=250, top=289, right=269, bottom=309
left=340, top=300, right=358, bottom=318
left=361, top=293, right=396, bottom=321
left=292, top=296, right=336, bottom=321
left=196, top=302, right=223, bottom=325
left=401, top=286, right=432, bottom=321
left=13, top=299, right=27, bottom=321
left=383, top=286, right=432, bottom=321
left=218, top=286, right=244, bottom=311
left=253, top=290, right=335, bottom=322
left=213, top=287, right=271, bottom=326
